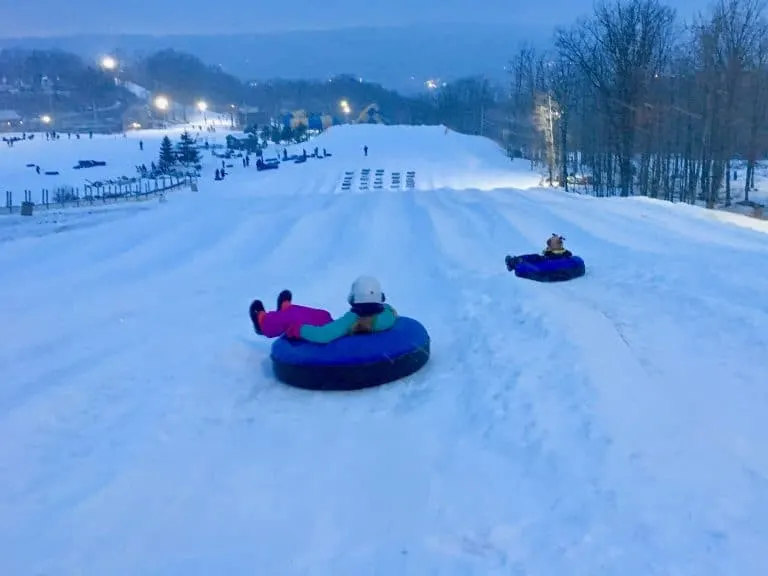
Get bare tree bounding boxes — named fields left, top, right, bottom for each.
left=743, top=37, right=768, bottom=199
left=556, top=0, right=677, bottom=196
left=436, top=76, right=496, bottom=136
left=506, top=45, right=542, bottom=161
left=481, top=0, right=768, bottom=212
left=692, top=0, right=768, bottom=206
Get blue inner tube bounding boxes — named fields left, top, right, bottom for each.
left=514, top=254, right=586, bottom=282
left=270, top=316, right=430, bottom=391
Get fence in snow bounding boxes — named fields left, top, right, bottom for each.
left=3, top=175, right=197, bottom=215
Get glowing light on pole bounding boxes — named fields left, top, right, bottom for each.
left=340, top=99, right=351, bottom=120
left=100, top=56, right=120, bottom=88
left=154, top=95, right=170, bottom=125
left=197, top=100, right=208, bottom=124
left=101, top=56, right=117, bottom=70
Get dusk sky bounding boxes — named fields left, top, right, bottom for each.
left=2, top=0, right=704, bottom=38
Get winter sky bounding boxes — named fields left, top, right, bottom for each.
left=2, top=0, right=710, bottom=37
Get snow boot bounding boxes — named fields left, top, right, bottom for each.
left=249, top=299, right=266, bottom=335
left=505, top=255, right=521, bottom=272
left=276, top=289, right=292, bottom=311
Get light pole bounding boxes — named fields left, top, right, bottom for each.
left=95, top=56, right=120, bottom=128
left=154, top=95, right=169, bottom=127
left=197, top=100, right=208, bottom=125
left=340, top=99, right=351, bottom=122
left=101, top=56, right=117, bottom=73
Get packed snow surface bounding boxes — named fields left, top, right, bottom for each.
left=2, top=123, right=768, bottom=575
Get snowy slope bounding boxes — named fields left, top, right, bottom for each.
left=121, top=80, right=232, bottom=128
left=122, top=81, right=152, bottom=101
left=286, top=124, right=543, bottom=191
left=2, top=124, right=768, bottom=576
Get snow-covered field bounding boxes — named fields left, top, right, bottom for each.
left=2, top=123, right=768, bottom=575
left=0, top=118, right=231, bottom=208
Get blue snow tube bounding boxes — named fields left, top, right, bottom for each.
left=514, top=254, right=586, bottom=282
left=270, top=316, right=430, bottom=391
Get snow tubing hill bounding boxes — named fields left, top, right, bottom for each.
left=515, top=254, right=586, bottom=282
left=271, top=316, right=430, bottom=391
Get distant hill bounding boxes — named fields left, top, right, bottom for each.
left=121, top=49, right=439, bottom=124
left=0, top=48, right=135, bottom=117
left=0, top=23, right=552, bottom=94
left=0, top=45, right=501, bottom=139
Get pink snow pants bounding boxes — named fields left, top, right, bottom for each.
left=260, top=304, right=333, bottom=338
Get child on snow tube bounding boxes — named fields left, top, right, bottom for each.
left=248, top=276, right=398, bottom=344
left=505, top=234, right=572, bottom=271
left=542, top=233, right=572, bottom=258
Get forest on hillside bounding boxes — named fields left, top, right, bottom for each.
left=502, top=0, right=768, bottom=206
left=126, top=50, right=438, bottom=125
left=0, top=49, right=134, bottom=115
left=0, top=47, right=439, bottom=126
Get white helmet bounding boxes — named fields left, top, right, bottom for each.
left=348, top=275, right=385, bottom=305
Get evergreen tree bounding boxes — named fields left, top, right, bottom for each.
left=280, top=124, right=293, bottom=143
left=270, top=125, right=282, bottom=144
left=158, top=136, right=176, bottom=173
left=176, top=130, right=201, bottom=165
left=293, top=124, right=308, bottom=142
left=244, top=123, right=258, bottom=136
left=245, top=132, right=260, bottom=153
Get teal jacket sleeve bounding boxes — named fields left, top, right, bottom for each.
left=299, top=311, right=357, bottom=344
left=374, top=304, right=398, bottom=331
